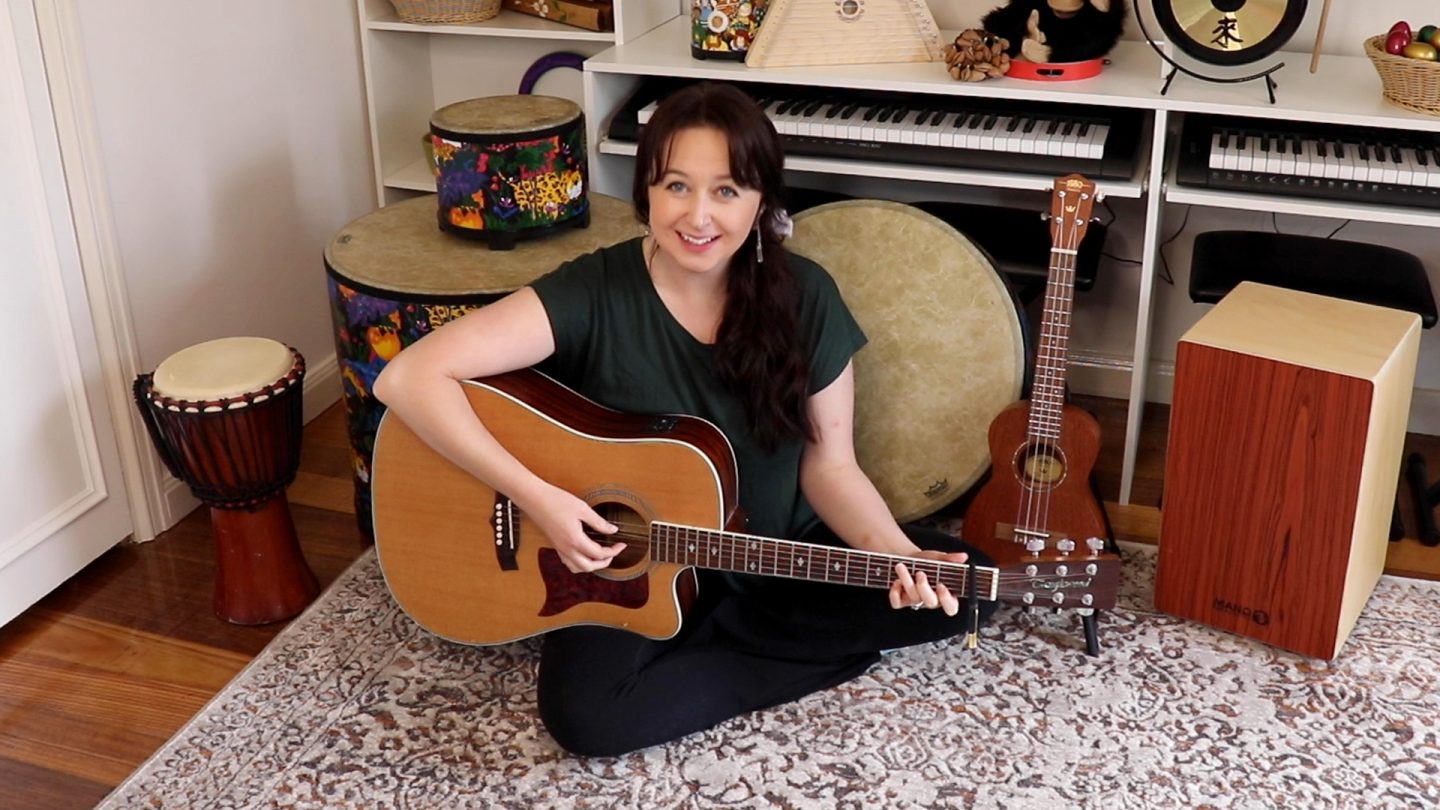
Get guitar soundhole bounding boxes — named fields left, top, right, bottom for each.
left=586, top=502, right=651, bottom=578
left=1016, top=443, right=1068, bottom=490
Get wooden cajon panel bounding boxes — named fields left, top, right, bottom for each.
left=1155, top=283, right=1421, bottom=660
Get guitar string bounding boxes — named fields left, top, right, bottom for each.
left=1017, top=187, right=1085, bottom=559
left=1041, top=190, right=1083, bottom=557
left=573, top=519, right=1105, bottom=597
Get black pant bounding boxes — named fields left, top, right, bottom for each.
left=536, top=522, right=997, bottom=756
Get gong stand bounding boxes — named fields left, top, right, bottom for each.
left=1135, top=4, right=1284, bottom=104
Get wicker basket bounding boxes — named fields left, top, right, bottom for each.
left=389, top=0, right=501, bottom=23
left=1364, top=35, right=1440, bottom=116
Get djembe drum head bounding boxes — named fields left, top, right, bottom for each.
left=153, top=336, right=295, bottom=403
left=787, top=200, right=1027, bottom=522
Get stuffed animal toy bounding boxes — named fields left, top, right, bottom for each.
left=980, top=0, right=1126, bottom=64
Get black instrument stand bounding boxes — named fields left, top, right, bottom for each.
left=1080, top=609, right=1102, bottom=657
left=1136, top=10, right=1283, bottom=104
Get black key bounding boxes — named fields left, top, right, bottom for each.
left=1022, top=118, right=1037, bottom=133
left=953, top=112, right=971, bottom=128
left=983, top=114, right=999, bottom=130
left=1317, top=140, right=1328, bottom=158
left=1391, top=145, right=1403, bottom=163
left=803, top=100, right=824, bottom=116
left=1078, top=122, right=1090, bottom=137
left=824, top=103, right=843, bottom=119
left=1259, top=135, right=1270, bottom=153
left=1418, top=149, right=1429, bottom=167
left=1046, top=119, right=1060, bottom=135
left=929, top=110, right=947, bottom=126
left=862, top=106, right=879, bottom=122
left=1006, top=117, right=1022, bottom=132
left=842, top=103, right=860, bottom=118
left=1062, top=120, right=1075, bottom=136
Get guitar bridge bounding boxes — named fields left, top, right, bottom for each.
left=493, top=494, right=519, bottom=570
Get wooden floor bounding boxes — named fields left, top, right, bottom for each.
left=2, top=397, right=1437, bottom=808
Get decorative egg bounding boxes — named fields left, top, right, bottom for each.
left=1402, top=41, right=1438, bottom=60
left=1418, top=24, right=1438, bottom=43
left=1387, top=30, right=1411, bottom=54
left=1390, top=20, right=1413, bottom=39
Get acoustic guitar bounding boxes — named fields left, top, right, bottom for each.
left=963, top=174, right=1111, bottom=569
left=370, top=368, right=1119, bottom=646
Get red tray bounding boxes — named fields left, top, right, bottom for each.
left=1008, top=57, right=1105, bottom=81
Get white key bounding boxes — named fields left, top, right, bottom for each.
left=1084, top=124, right=1108, bottom=160
left=1263, top=136, right=1282, bottom=174
left=1220, top=133, right=1240, bottom=171
left=1209, top=132, right=1225, bottom=169
left=1397, top=148, right=1417, bottom=186
left=637, top=100, right=658, bottom=125
left=1277, top=139, right=1296, bottom=176
left=1321, top=143, right=1340, bottom=178
left=1237, top=135, right=1254, bottom=172
left=1338, top=143, right=1358, bottom=181
left=1381, top=146, right=1400, bottom=185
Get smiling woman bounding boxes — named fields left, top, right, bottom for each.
left=370, top=81, right=998, bottom=757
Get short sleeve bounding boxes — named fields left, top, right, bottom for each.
left=528, top=249, right=606, bottom=372
left=791, top=255, right=868, bottom=395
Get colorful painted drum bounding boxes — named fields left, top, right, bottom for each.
left=429, top=95, right=589, bottom=250
left=326, top=192, right=646, bottom=539
left=691, top=0, right=767, bottom=60
left=133, top=336, right=320, bottom=625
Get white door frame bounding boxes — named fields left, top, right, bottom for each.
left=29, top=0, right=186, bottom=540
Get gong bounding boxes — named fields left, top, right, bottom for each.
left=1153, top=0, right=1308, bottom=66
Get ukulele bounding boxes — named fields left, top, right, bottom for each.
left=963, top=174, right=1111, bottom=572
left=370, top=368, right=1119, bottom=646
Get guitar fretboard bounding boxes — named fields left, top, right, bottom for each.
left=649, top=521, right=1000, bottom=601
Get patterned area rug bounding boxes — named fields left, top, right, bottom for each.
left=99, top=542, right=1440, bottom=809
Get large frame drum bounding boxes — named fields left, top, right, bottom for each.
left=787, top=200, right=1028, bottom=522
left=326, top=192, right=646, bottom=539
left=134, top=336, right=319, bottom=624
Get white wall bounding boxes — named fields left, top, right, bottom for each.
left=73, top=0, right=373, bottom=402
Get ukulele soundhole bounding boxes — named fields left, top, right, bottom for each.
left=1017, top=443, right=1068, bottom=489
left=586, top=501, right=652, bottom=578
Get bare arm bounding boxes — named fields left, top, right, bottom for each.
left=372, top=287, right=622, bottom=571
left=799, top=362, right=965, bottom=614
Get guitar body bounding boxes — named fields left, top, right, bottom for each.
left=371, top=370, right=737, bottom=645
left=962, top=401, right=1108, bottom=554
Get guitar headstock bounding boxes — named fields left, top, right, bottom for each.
left=995, top=537, right=1121, bottom=611
left=1049, top=174, right=1097, bottom=251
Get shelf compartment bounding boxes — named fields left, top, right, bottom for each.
left=1163, top=162, right=1440, bottom=229
left=598, top=139, right=1147, bottom=198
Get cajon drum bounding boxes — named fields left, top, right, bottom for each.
left=1155, top=282, right=1421, bottom=659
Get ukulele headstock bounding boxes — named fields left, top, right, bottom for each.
left=1049, top=174, right=1097, bottom=248
left=996, top=536, right=1121, bottom=611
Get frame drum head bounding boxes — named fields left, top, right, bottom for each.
left=788, top=200, right=1025, bottom=522
left=153, top=336, right=294, bottom=401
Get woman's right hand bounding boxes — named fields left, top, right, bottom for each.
left=523, top=483, right=624, bottom=573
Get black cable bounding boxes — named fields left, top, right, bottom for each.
left=1156, top=205, right=1192, bottom=287
left=1325, top=219, right=1351, bottom=239
left=1102, top=251, right=1141, bottom=265
left=1271, top=212, right=1281, bottom=233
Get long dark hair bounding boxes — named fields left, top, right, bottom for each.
left=632, top=82, right=812, bottom=451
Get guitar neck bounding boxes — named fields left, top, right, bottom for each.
left=649, top=521, right=1000, bottom=601
left=1028, top=178, right=1094, bottom=442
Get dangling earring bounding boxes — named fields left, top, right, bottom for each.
left=754, top=223, right=764, bottom=263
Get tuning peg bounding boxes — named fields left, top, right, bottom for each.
left=1056, top=538, right=1076, bottom=556
left=1025, top=538, right=1046, bottom=557
left=1086, top=537, right=1106, bottom=555
left=1039, top=212, right=1051, bottom=222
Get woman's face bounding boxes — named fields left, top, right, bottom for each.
left=647, top=126, right=763, bottom=279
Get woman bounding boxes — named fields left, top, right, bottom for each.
left=373, top=82, right=996, bottom=756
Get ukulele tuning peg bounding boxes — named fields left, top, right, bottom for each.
left=1086, top=537, right=1106, bottom=555
left=1038, top=212, right=1051, bottom=222
left=1056, top=538, right=1076, bottom=556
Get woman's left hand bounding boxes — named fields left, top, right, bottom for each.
left=888, top=550, right=968, bottom=616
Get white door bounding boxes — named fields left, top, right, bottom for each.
left=0, top=0, right=132, bottom=627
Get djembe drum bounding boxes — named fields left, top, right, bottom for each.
left=787, top=200, right=1028, bottom=521
left=134, top=336, right=320, bottom=625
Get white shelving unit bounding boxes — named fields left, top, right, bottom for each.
left=355, top=0, right=678, bottom=206
left=578, top=17, right=1440, bottom=503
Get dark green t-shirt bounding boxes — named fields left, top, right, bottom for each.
left=529, top=236, right=867, bottom=541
